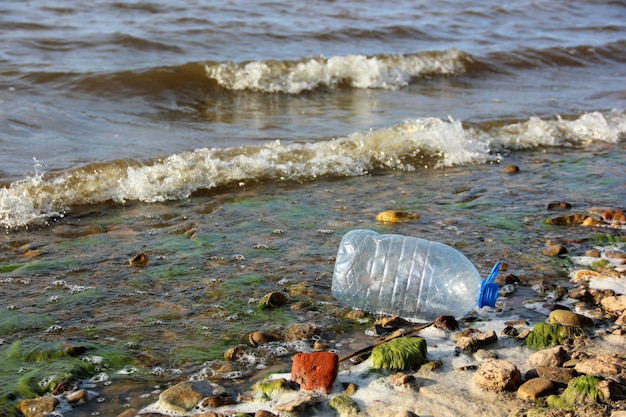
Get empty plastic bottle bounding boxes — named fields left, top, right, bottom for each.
left=332, top=229, right=500, bottom=321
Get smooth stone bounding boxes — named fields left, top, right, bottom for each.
left=255, top=411, right=279, bottom=417
left=549, top=309, right=594, bottom=327
left=157, top=381, right=225, bottom=414
left=517, top=377, right=555, bottom=400
left=474, top=360, right=522, bottom=392
left=389, top=372, right=416, bottom=386
left=503, top=164, right=520, bottom=173
left=542, top=244, right=568, bottom=257
left=529, top=346, right=569, bottom=368
left=66, top=389, right=89, bottom=403
left=247, top=330, right=279, bottom=346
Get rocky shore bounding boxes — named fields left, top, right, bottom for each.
left=12, top=206, right=626, bottom=417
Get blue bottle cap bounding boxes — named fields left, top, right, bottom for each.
left=477, top=261, right=500, bottom=308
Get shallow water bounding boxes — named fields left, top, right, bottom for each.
left=1, top=142, right=625, bottom=415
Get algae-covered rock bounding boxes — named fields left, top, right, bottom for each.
left=547, top=375, right=605, bottom=410
left=370, top=337, right=427, bottom=370
left=252, top=378, right=292, bottom=400
left=525, top=322, right=585, bottom=350
left=329, top=394, right=360, bottom=417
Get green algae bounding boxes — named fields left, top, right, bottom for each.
left=252, top=377, right=291, bottom=400
left=370, top=337, right=427, bottom=370
left=525, top=322, right=566, bottom=350
left=0, top=263, right=22, bottom=273
left=546, top=375, right=604, bottom=410
left=0, top=310, right=56, bottom=333
left=525, top=322, right=585, bottom=350
left=0, top=337, right=138, bottom=413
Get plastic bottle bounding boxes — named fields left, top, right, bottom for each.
left=332, top=229, right=500, bottom=321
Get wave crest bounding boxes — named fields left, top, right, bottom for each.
left=204, top=50, right=470, bottom=93
left=1, top=110, right=624, bottom=229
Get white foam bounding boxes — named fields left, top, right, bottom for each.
left=205, top=50, right=468, bottom=94
left=1, top=111, right=624, bottom=229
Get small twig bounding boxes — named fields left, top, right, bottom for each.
left=339, top=321, right=434, bottom=363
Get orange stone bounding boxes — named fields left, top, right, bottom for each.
left=291, top=352, right=338, bottom=394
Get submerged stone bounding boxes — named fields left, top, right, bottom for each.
left=18, top=397, right=58, bottom=417
left=157, top=381, right=225, bottom=414
left=375, top=210, right=420, bottom=224
left=545, top=213, right=589, bottom=226
left=370, top=336, right=427, bottom=370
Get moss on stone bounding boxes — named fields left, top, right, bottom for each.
left=547, top=375, right=604, bottom=410
left=252, top=377, right=291, bottom=400
left=525, top=322, right=565, bottom=350
left=329, top=394, right=360, bottom=416
left=370, top=336, right=427, bottom=370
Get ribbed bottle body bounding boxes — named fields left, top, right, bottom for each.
left=332, top=230, right=482, bottom=321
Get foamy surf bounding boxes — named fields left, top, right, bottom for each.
left=1, top=111, right=623, bottom=229
left=205, top=50, right=470, bottom=93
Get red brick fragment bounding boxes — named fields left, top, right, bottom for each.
left=290, top=351, right=338, bottom=394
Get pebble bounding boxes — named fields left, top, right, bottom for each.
left=474, top=360, right=522, bottom=392
left=542, top=243, right=568, bottom=257
left=375, top=210, right=420, bottom=223
left=503, top=164, right=520, bottom=173
left=517, top=377, right=555, bottom=400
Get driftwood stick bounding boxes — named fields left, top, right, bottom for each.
left=338, top=321, right=434, bottom=363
